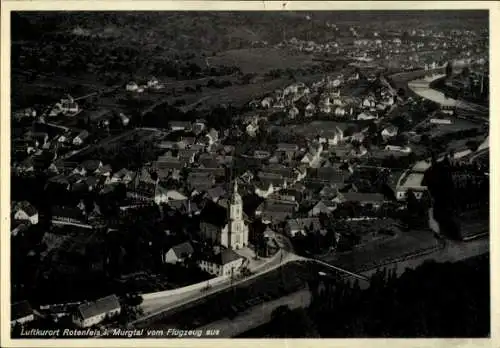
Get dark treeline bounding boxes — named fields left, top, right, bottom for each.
left=242, top=254, right=489, bottom=338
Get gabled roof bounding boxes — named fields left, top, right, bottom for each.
left=170, top=242, right=194, bottom=258
left=81, top=160, right=102, bottom=173
left=76, top=294, right=120, bottom=320
left=341, top=192, right=386, bottom=203
left=202, top=248, right=243, bottom=266
left=207, top=186, right=227, bottom=200
left=76, top=130, right=90, bottom=139
left=14, top=201, right=37, bottom=216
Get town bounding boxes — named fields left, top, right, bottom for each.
left=9, top=10, right=489, bottom=338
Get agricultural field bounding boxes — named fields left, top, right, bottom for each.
left=323, top=229, right=441, bottom=273
left=208, top=48, right=319, bottom=74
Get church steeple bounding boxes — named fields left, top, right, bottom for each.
left=230, top=180, right=242, bottom=206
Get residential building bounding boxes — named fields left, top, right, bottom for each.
left=335, top=192, right=386, bottom=208
left=285, top=218, right=322, bottom=238
left=164, top=242, right=195, bottom=264
left=11, top=301, right=35, bottom=327
left=13, top=201, right=38, bottom=225
left=126, top=81, right=139, bottom=92
left=198, top=248, right=244, bottom=277
left=73, top=130, right=89, bottom=146
left=170, top=121, right=192, bottom=132
left=72, top=295, right=121, bottom=328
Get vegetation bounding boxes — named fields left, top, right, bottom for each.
left=243, top=254, right=489, bottom=337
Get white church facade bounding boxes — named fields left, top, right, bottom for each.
left=199, top=181, right=249, bottom=250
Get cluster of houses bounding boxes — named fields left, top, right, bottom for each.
left=125, top=76, right=164, bottom=93
left=246, top=71, right=398, bottom=128
left=11, top=295, right=123, bottom=330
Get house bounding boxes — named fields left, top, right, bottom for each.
left=318, top=126, right=345, bottom=146
left=81, top=160, right=103, bottom=174
left=198, top=248, right=244, bottom=277
left=73, top=130, right=89, bottom=146
left=188, top=172, right=215, bottom=192
left=60, top=95, right=79, bottom=115
left=256, top=200, right=297, bottom=224
left=126, top=81, right=139, bottom=92
left=276, top=143, right=299, bottom=152
left=13, top=201, right=38, bottom=225
left=255, top=181, right=275, bottom=198
left=285, top=218, right=322, bottom=237
left=111, top=168, right=135, bottom=185
left=261, top=97, right=273, bottom=109
left=51, top=206, right=86, bottom=225
left=429, top=118, right=453, bottom=125
left=257, top=172, right=288, bottom=190
left=305, top=103, right=316, bottom=117
left=385, top=145, right=412, bottom=153
left=381, top=126, right=398, bottom=140
left=11, top=301, right=35, bottom=327
left=246, top=122, right=259, bottom=137
left=288, top=107, right=300, bottom=119
left=308, top=200, right=336, bottom=216
left=25, top=131, right=49, bottom=148
left=178, top=149, right=198, bottom=164
left=118, top=113, right=130, bottom=126
left=335, top=192, right=386, bottom=208
left=164, top=242, right=195, bottom=264
left=170, top=121, right=192, bottom=132
left=147, top=77, right=159, bottom=89
left=72, top=294, right=121, bottom=328
left=357, top=112, right=377, bottom=121
left=319, top=184, right=340, bottom=199
left=206, top=186, right=227, bottom=202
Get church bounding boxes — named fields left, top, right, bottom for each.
left=199, top=181, right=249, bottom=250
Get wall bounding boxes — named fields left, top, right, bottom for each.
left=141, top=274, right=230, bottom=301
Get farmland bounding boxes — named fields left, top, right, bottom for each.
left=322, top=229, right=441, bottom=273
left=208, top=48, right=319, bottom=74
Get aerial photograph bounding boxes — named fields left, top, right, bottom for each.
left=9, top=10, right=489, bottom=339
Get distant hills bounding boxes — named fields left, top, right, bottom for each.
left=11, top=11, right=488, bottom=50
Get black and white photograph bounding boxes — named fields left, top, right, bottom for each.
left=2, top=1, right=494, bottom=344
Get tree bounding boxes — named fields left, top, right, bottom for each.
left=445, top=61, right=453, bottom=78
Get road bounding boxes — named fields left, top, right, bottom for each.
left=133, top=250, right=304, bottom=325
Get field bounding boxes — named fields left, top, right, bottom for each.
left=425, top=117, right=483, bottom=138
left=208, top=48, right=319, bottom=74
left=323, top=229, right=441, bottom=273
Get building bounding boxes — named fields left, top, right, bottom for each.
left=285, top=218, right=322, bottom=238
left=170, top=121, right=192, bottom=132
left=126, top=81, right=139, bottom=92
left=72, top=295, right=121, bottom=328
left=198, top=248, right=244, bottom=277
left=11, top=301, right=35, bottom=327
left=199, top=181, right=249, bottom=250
left=73, top=130, right=90, bottom=146
left=164, top=242, right=195, bottom=264
left=336, top=192, right=386, bottom=208
left=13, top=201, right=38, bottom=225
left=395, top=171, right=428, bottom=200
left=60, top=95, right=80, bottom=115
left=51, top=206, right=86, bottom=225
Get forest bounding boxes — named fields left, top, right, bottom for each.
left=242, top=254, right=489, bottom=337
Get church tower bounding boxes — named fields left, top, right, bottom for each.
left=225, top=180, right=248, bottom=249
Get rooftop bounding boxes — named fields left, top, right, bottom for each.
left=399, top=172, right=426, bottom=189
